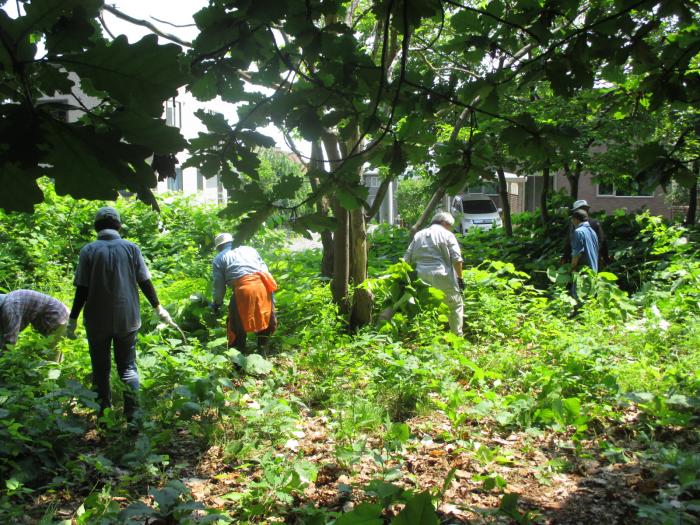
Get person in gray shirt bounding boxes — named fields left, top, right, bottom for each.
left=67, top=207, right=172, bottom=422
left=0, top=290, right=69, bottom=360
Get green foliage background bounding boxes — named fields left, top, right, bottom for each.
left=0, top=191, right=699, bottom=523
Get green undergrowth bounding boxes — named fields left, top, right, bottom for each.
left=0, top=191, right=698, bottom=524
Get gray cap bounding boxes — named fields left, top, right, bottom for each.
left=95, top=206, right=121, bottom=224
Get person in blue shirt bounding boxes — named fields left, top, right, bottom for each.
left=570, top=208, right=599, bottom=300
left=210, top=233, right=277, bottom=352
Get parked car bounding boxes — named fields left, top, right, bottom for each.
left=451, top=194, right=503, bottom=233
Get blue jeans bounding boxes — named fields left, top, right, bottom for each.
left=86, top=330, right=139, bottom=419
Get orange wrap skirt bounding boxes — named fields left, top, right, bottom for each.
left=227, top=272, right=277, bottom=346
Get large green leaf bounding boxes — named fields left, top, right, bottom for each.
left=391, top=491, right=438, bottom=525
left=18, top=0, right=101, bottom=41
left=64, top=34, right=186, bottom=115
left=335, top=503, right=382, bottom=525
left=0, top=164, right=43, bottom=212
left=109, top=112, right=187, bottom=155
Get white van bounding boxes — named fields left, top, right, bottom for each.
left=451, top=194, right=502, bottom=233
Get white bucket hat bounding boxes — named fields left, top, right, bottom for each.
left=214, top=232, right=233, bottom=249
left=571, top=199, right=590, bottom=211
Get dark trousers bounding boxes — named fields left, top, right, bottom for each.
left=227, top=294, right=277, bottom=352
left=86, top=330, right=139, bottom=419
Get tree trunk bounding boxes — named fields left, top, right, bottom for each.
left=686, top=179, right=698, bottom=226
left=540, top=165, right=550, bottom=225
left=309, top=140, right=334, bottom=278
left=409, top=186, right=446, bottom=239
left=496, top=167, right=513, bottom=236
left=563, top=162, right=580, bottom=201
left=349, top=207, right=372, bottom=328
left=330, top=198, right=350, bottom=314
left=320, top=229, right=334, bottom=279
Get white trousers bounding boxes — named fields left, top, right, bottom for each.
left=417, top=270, right=464, bottom=336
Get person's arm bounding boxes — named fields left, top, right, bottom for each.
left=446, top=232, right=465, bottom=289
left=138, top=279, right=160, bottom=309
left=403, top=239, right=415, bottom=265
left=0, top=304, right=20, bottom=347
left=212, top=259, right=226, bottom=307
left=570, top=229, right=585, bottom=271
left=571, top=253, right=582, bottom=271
left=69, top=286, right=88, bottom=319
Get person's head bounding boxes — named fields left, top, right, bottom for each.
left=571, top=199, right=591, bottom=212
left=214, top=232, right=233, bottom=252
left=431, top=211, right=455, bottom=231
left=572, top=208, right=588, bottom=226
left=94, top=206, right=121, bottom=232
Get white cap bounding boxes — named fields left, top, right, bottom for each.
left=214, top=232, right=233, bottom=249
left=572, top=199, right=590, bottom=211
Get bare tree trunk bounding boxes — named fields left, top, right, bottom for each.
left=331, top=198, right=350, bottom=314
left=496, top=167, right=513, bottom=236
left=366, top=176, right=392, bottom=221
left=540, top=165, right=550, bottom=225
left=563, top=162, right=581, bottom=201
left=686, top=174, right=698, bottom=226
left=349, top=207, right=372, bottom=328
left=409, top=186, right=446, bottom=239
left=309, top=140, right=334, bottom=278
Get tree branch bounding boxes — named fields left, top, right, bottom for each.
left=103, top=4, right=193, bottom=47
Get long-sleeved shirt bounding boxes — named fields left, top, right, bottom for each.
left=571, top=221, right=599, bottom=273
left=0, top=290, right=69, bottom=348
left=73, top=229, right=151, bottom=337
left=212, top=245, right=268, bottom=306
left=404, top=224, right=463, bottom=292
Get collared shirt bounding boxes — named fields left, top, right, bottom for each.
left=74, top=229, right=151, bottom=336
left=212, top=245, right=268, bottom=306
left=571, top=221, right=599, bottom=273
left=0, top=290, right=69, bottom=348
left=404, top=224, right=463, bottom=291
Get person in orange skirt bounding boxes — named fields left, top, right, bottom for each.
left=210, top=233, right=277, bottom=352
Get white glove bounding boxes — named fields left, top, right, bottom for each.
left=66, top=318, right=78, bottom=339
left=156, top=305, right=172, bottom=325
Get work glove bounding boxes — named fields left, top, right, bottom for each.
left=66, top=318, right=78, bottom=339
left=156, top=305, right=173, bottom=325
left=457, top=278, right=465, bottom=291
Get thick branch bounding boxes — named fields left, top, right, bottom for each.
left=102, top=5, right=193, bottom=47
left=366, top=176, right=393, bottom=219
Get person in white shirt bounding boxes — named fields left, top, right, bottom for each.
left=404, top=211, right=464, bottom=335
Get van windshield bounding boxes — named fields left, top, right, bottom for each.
left=462, top=199, right=497, bottom=214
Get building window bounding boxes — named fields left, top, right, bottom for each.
left=167, top=167, right=183, bottom=191
left=597, top=182, right=654, bottom=197
left=38, top=98, right=69, bottom=122
left=509, top=182, right=519, bottom=195
left=165, top=98, right=182, bottom=128
left=364, top=175, right=380, bottom=188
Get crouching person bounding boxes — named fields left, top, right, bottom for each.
left=0, top=290, right=69, bottom=360
left=210, top=233, right=277, bottom=352
left=67, top=207, right=172, bottom=423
